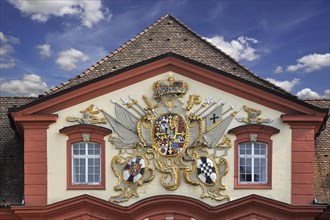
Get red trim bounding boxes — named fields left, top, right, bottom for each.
left=228, top=125, right=280, bottom=189
left=12, top=57, right=325, bottom=116
left=60, top=125, right=111, bottom=190
left=9, top=194, right=326, bottom=220
left=0, top=208, right=18, bottom=220
left=281, top=114, right=325, bottom=134
left=11, top=114, right=58, bottom=138
left=10, top=115, right=58, bottom=206
left=281, top=114, right=320, bottom=205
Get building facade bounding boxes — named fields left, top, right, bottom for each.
left=0, top=15, right=329, bottom=220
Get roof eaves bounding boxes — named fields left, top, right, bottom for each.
left=9, top=52, right=328, bottom=115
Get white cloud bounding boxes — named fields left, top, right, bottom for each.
left=205, top=35, right=260, bottom=61
left=0, top=32, right=7, bottom=42
left=287, top=53, right=330, bottom=73
left=0, top=32, right=19, bottom=44
left=0, top=60, right=15, bottom=69
left=296, top=88, right=330, bottom=100
left=36, top=44, right=51, bottom=58
left=266, top=77, right=300, bottom=93
left=0, top=73, right=49, bottom=97
left=324, top=89, right=330, bottom=99
left=296, top=88, right=321, bottom=100
left=8, top=0, right=110, bottom=28
left=56, top=48, right=89, bottom=71
left=0, top=44, right=14, bottom=56
left=0, top=32, right=19, bottom=69
left=0, top=32, right=19, bottom=56
left=274, top=66, right=283, bottom=74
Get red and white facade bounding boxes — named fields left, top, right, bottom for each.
left=1, top=55, right=329, bottom=219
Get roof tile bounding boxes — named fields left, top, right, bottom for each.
left=306, top=99, right=330, bottom=204
left=45, top=14, right=288, bottom=96
left=0, top=97, right=36, bottom=206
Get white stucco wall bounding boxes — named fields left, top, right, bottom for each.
left=47, top=72, right=291, bottom=206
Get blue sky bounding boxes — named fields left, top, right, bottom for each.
left=0, top=0, right=329, bottom=99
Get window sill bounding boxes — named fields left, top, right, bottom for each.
left=67, top=184, right=105, bottom=190
left=234, top=184, right=272, bottom=189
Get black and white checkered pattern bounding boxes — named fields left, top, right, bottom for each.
left=197, top=157, right=217, bottom=184
left=199, top=162, right=214, bottom=177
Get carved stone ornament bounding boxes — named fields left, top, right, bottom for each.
left=101, top=73, right=240, bottom=203
left=250, top=134, right=258, bottom=142
left=235, top=105, right=273, bottom=124
left=82, top=133, right=90, bottom=142
left=66, top=104, right=107, bottom=124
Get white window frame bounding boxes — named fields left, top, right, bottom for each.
left=72, top=142, right=101, bottom=185
left=238, top=142, right=268, bottom=184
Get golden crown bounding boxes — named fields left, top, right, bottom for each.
left=152, top=73, right=189, bottom=98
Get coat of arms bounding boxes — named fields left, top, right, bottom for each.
left=101, top=73, right=239, bottom=203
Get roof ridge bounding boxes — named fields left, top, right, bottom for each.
left=45, top=14, right=290, bottom=96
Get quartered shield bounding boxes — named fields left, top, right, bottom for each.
left=123, top=156, right=146, bottom=183
left=151, top=113, right=189, bottom=156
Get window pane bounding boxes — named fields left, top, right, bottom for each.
left=88, top=166, right=93, bottom=173
left=88, top=143, right=94, bottom=155
left=245, top=143, right=252, bottom=155
left=95, top=146, right=100, bottom=155
left=88, top=159, right=93, bottom=166
left=73, top=158, right=79, bottom=166
left=79, top=144, right=86, bottom=155
left=254, top=143, right=260, bottom=155
left=240, top=158, right=245, bottom=165
left=95, top=174, right=100, bottom=183
left=80, top=173, right=85, bottom=182
left=95, top=158, right=100, bottom=166
left=88, top=174, right=94, bottom=183
left=246, top=158, right=251, bottom=166
left=95, top=166, right=100, bottom=174
left=254, top=165, right=260, bottom=173
left=260, top=144, right=267, bottom=155
left=254, top=174, right=259, bottom=182
left=239, top=144, right=245, bottom=155
left=240, top=165, right=245, bottom=173
left=246, top=174, right=252, bottom=181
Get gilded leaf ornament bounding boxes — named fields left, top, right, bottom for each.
left=235, top=105, right=273, bottom=124
left=66, top=104, right=107, bottom=124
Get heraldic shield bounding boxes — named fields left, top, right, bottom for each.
left=151, top=113, right=189, bottom=156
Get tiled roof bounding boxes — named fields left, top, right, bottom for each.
left=0, top=97, right=36, bottom=206
left=45, top=14, right=288, bottom=96
left=306, top=99, right=330, bottom=204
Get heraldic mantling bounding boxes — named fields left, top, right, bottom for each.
left=100, top=73, right=240, bottom=203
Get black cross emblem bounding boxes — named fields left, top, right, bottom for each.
left=210, top=114, right=219, bottom=123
